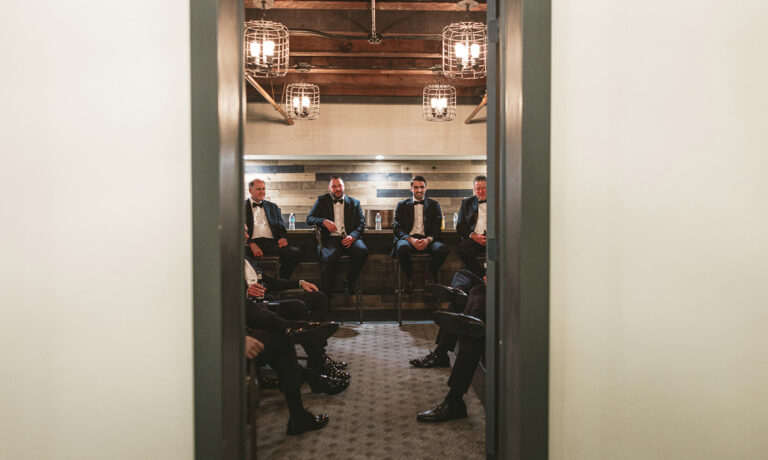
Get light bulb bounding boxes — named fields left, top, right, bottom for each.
left=250, top=42, right=260, bottom=58
left=292, top=96, right=300, bottom=108
left=301, top=96, right=310, bottom=108
left=454, top=42, right=466, bottom=59
left=431, top=98, right=439, bottom=109
left=438, top=97, right=447, bottom=109
left=471, top=43, right=480, bottom=59
left=263, top=40, right=275, bottom=56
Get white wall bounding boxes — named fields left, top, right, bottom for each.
left=550, top=1, right=768, bottom=458
left=0, top=2, right=194, bottom=459
left=246, top=102, right=486, bottom=157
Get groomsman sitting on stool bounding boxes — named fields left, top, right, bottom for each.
left=456, top=175, right=488, bottom=277
left=245, top=178, right=302, bottom=279
left=392, top=176, right=449, bottom=293
left=306, top=175, right=369, bottom=296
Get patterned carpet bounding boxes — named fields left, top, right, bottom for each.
left=254, top=322, right=486, bottom=459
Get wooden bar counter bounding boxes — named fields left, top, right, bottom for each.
left=279, top=228, right=468, bottom=321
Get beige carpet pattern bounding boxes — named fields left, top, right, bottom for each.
left=255, top=323, right=486, bottom=459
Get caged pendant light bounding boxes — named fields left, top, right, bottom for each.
left=423, top=69, right=457, bottom=122
left=285, top=83, right=320, bottom=121
left=442, top=0, right=487, bottom=80
left=244, top=0, right=289, bottom=78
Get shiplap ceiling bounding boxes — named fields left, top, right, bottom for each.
left=245, top=0, right=487, bottom=101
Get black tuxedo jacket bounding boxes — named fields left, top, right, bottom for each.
left=392, top=197, right=443, bottom=248
left=306, top=194, right=365, bottom=243
left=456, top=196, right=481, bottom=240
left=245, top=198, right=287, bottom=241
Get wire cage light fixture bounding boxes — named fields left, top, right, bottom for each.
left=244, top=1, right=289, bottom=78
left=423, top=82, right=457, bottom=122
left=442, top=0, right=487, bottom=79
left=285, top=82, right=320, bottom=121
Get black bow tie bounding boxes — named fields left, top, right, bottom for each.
left=413, top=201, right=424, bottom=206
left=252, top=201, right=263, bottom=208
left=333, top=198, right=344, bottom=204
left=478, top=200, right=486, bottom=204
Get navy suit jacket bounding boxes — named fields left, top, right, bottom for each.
left=392, top=197, right=443, bottom=252
left=245, top=198, right=287, bottom=242
left=306, top=194, right=365, bottom=243
left=456, top=196, right=480, bottom=240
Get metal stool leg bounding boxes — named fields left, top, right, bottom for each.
left=395, top=263, right=403, bottom=326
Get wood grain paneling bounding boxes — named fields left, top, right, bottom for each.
left=245, top=159, right=486, bottom=227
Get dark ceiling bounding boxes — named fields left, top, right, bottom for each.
left=245, top=0, right=487, bottom=103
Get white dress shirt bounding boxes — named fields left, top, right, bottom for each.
left=474, top=201, right=487, bottom=235
left=250, top=198, right=274, bottom=239
left=331, top=196, right=346, bottom=236
left=411, top=201, right=425, bottom=235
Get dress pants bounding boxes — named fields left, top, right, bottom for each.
left=458, top=238, right=486, bottom=277
left=394, top=239, right=449, bottom=279
left=318, top=237, right=369, bottom=295
left=246, top=299, right=292, bottom=332
left=269, top=292, right=330, bottom=367
left=251, top=237, right=303, bottom=279
left=250, top=329, right=302, bottom=396
left=435, top=269, right=484, bottom=353
left=446, top=284, right=486, bottom=395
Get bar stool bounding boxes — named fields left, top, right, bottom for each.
left=314, top=227, right=363, bottom=324
left=394, top=254, right=440, bottom=326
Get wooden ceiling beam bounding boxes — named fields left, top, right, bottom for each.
left=245, top=1, right=486, bottom=11
left=289, top=36, right=440, bottom=54
left=291, top=51, right=440, bottom=59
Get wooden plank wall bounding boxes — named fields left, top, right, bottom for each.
left=244, top=159, right=487, bottom=226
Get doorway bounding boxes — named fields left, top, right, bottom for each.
left=189, top=0, right=550, bottom=458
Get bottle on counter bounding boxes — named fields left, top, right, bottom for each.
left=375, top=212, right=382, bottom=230
left=254, top=265, right=264, bottom=300
left=453, top=212, right=459, bottom=229
left=288, top=213, right=296, bottom=230
left=441, top=214, right=445, bottom=230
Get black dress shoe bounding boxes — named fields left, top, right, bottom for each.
left=302, top=368, right=350, bottom=395
left=403, top=280, right=414, bottom=295
left=256, top=372, right=279, bottom=390
left=286, top=321, right=340, bottom=345
left=424, top=283, right=468, bottom=304
left=323, top=353, right=348, bottom=370
left=343, top=280, right=356, bottom=295
left=409, top=349, right=450, bottom=368
left=286, top=410, right=330, bottom=435
left=417, top=398, right=467, bottom=423
left=433, top=311, right=485, bottom=338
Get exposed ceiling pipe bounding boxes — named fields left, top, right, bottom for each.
left=290, top=29, right=440, bottom=41
left=368, top=0, right=382, bottom=44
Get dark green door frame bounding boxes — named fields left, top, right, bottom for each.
left=486, top=0, right=550, bottom=458
left=191, top=0, right=246, bottom=458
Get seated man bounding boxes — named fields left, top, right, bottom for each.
left=456, top=175, right=488, bottom=277
left=392, top=175, right=449, bottom=293
left=245, top=255, right=349, bottom=381
left=245, top=304, right=349, bottom=397
left=306, top=175, right=369, bottom=296
left=410, top=269, right=484, bottom=368
left=417, top=282, right=487, bottom=423
left=245, top=178, right=302, bottom=279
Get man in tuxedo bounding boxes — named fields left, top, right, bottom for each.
left=409, top=269, right=483, bottom=368
left=417, top=281, right=488, bottom=423
left=456, top=175, right=488, bottom=277
left=306, top=176, right=369, bottom=295
left=245, top=255, right=350, bottom=381
left=245, top=178, right=302, bottom=279
left=392, top=176, right=449, bottom=292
